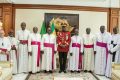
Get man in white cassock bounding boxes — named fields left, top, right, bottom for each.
left=111, top=27, right=120, bottom=63
left=8, top=30, right=18, bottom=74
left=69, top=28, right=83, bottom=73
left=110, top=42, right=120, bottom=62
left=0, top=26, right=11, bottom=61
left=41, top=27, right=57, bottom=73
left=16, top=22, right=30, bottom=73
left=83, top=28, right=95, bottom=72
left=94, top=26, right=112, bottom=77
left=28, top=27, right=42, bottom=73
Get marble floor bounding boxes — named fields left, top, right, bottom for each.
left=12, top=72, right=111, bottom=80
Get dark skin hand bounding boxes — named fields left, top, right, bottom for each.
left=109, top=50, right=113, bottom=54
left=54, top=51, right=57, bottom=54
left=41, top=51, right=44, bottom=54
left=11, top=46, right=16, bottom=50
left=70, top=53, right=72, bottom=56
left=28, top=52, right=32, bottom=56
left=94, top=51, right=96, bottom=54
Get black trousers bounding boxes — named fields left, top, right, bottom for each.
left=59, top=52, right=67, bottom=71
left=112, top=44, right=117, bottom=62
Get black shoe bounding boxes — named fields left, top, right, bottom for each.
left=63, top=71, right=67, bottom=73
left=89, top=71, right=92, bottom=73
left=77, top=71, right=80, bottom=73
left=84, top=70, right=87, bottom=73
left=44, top=70, right=47, bottom=73
left=71, top=70, right=74, bottom=73
left=59, top=70, right=62, bottom=73
left=49, top=71, right=53, bottom=73
left=29, top=71, right=32, bottom=74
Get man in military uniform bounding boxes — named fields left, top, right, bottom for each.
left=57, top=25, right=71, bottom=73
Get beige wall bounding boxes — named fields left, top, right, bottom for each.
left=15, top=9, right=107, bottom=36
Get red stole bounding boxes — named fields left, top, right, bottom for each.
left=72, top=43, right=82, bottom=69
left=96, top=41, right=108, bottom=63
left=84, top=44, right=94, bottom=48
left=44, top=43, right=54, bottom=69
left=0, top=48, right=9, bottom=61
left=31, top=41, right=41, bottom=67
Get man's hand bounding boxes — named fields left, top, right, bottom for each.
left=81, top=52, right=83, bottom=54
left=60, top=44, right=66, bottom=48
left=0, top=51, right=6, bottom=54
left=109, top=50, right=113, bottom=54
left=54, top=51, right=57, bottom=54
left=70, top=53, right=72, bottom=56
left=28, top=52, right=32, bottom=56
left=41, top=51, right=44, bottom=54
left=11, top=46, right=16, bottom=50
left=6, top=51, right=9, bottom=55
left=94, top=51, right=96, bottom=54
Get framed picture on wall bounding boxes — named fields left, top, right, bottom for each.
left=45, top=13, right=79, bottom=36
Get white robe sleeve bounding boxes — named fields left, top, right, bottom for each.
left=107, top=33, right=112, bottom=51
left=15, top=31, right=20, bottom=44
left=111, top=44, right=120, bottom=53
left=27, top=32, right=31, bottom=52
left=54, top=36, right=57, bottom=51
left=69, top=37, right=72, bottom=53
left=93, top=34, right=97, bottom=51
left=14, top=38, right=18, bottom=49
left=41, top=35, right=45, bottom=51
left=80, top=37, right=83, bottom=53
left=7, top=38, right=11, bottom=51
left=28, top=34, right=32, bottom=52
left=39, top=35, right=43, bottom=51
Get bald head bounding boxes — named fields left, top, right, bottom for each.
left=47, top=27, right=52, bottom=34
left=33, top=27, right=38, bottom=33
left=21, top=22, right=26, bottom=31
left=113, top=27, right=118, bottom=34
left=8, top=29, right=14, bottom=37
left=86, top=27, right=91, bottom=34
left=100, top=25, right=105, bottom=33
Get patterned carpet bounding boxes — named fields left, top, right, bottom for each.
left=28, top=71, right=97, bottom=80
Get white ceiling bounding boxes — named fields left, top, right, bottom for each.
left=0, top=0, right=120, bottom=8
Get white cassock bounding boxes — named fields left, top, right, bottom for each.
left=41, top=34, right=57, bottom=71
left=94, top=32, right=112, bottom=77
left=8, top=36, right=18, bottom=74
left=16, top=29, right=30, bottom=73
left=0, top=37, right=11, bottom=61
left=68, top=35, right=83, bottom=71
left=111, top=41, right=120, bottom=63
left=28, top=33, right=42, bottom=73
left=83, top=34, right=95, bottom=71
left=111, top=34, right=120, bottom=63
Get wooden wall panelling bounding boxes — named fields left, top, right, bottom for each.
left=0, top=7, right=2, bottom=21
left=109, top=8, right=119, bottom=33
left=2, top=4, right=12, bottom=36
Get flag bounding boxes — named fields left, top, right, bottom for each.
left=40, top=21, right=46, bottom=37
left=51, top=22, right=56, bottom=35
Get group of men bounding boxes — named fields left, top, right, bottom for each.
left=0, top=22, right=120, bottom=78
